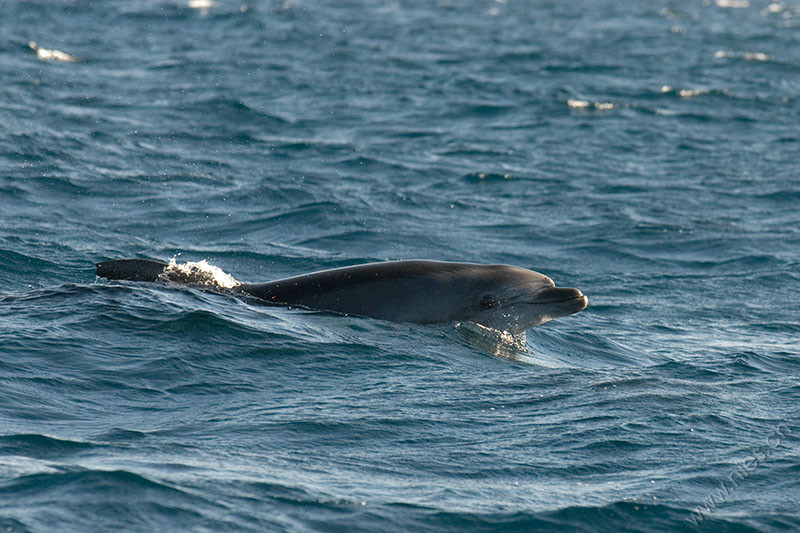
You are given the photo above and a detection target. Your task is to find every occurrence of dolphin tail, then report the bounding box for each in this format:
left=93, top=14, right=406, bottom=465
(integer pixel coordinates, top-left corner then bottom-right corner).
left=95, top=259, right=168, bottom=282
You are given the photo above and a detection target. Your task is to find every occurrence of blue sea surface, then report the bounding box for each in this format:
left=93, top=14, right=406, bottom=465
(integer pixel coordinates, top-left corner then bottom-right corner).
left=1, top=0, right=799, bottom=531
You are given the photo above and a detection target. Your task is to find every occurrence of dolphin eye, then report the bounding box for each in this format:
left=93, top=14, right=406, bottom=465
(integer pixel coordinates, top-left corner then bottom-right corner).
left=480, top=295, right=498, bottom=309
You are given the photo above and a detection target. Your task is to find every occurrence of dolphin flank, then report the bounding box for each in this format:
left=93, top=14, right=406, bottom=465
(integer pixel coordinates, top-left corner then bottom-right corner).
left=95, top=259, right=586, bottom=334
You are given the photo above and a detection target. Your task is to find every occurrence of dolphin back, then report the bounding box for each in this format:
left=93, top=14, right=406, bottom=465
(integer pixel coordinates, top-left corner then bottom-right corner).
left=95, top=259, right=169, bottom=282
left=240, top=260, right=482, bottom=323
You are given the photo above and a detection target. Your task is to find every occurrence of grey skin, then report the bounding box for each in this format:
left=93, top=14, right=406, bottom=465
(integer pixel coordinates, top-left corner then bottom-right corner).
left=95, top=259, right=587, bottom=334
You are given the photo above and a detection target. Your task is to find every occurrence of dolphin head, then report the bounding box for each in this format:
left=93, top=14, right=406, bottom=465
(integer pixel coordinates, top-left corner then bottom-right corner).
left=453, top=265, right=587, bottom=334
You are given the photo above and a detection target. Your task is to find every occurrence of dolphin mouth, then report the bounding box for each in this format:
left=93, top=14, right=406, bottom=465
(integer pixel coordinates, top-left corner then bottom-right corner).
left=535, top=287, right=587, bottom=308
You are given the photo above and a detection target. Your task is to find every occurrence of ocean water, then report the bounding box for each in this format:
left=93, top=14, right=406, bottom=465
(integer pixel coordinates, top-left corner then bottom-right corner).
left=1, top=0, right=799, bottom=531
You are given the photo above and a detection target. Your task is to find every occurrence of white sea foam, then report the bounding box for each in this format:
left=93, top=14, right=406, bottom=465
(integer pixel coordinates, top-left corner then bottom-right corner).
left=159, top=258, right=241, bottom=289
left=188, top=0, right=213, bottom=14
left=716, top=0, right=749, bottom=8
left=567, top=99, right=616, bottom=111
left=715, top=50, right=770, bottom=62
left=661, top=86, right=717, bottom=98
left=28, top=42, right=77, bottom=62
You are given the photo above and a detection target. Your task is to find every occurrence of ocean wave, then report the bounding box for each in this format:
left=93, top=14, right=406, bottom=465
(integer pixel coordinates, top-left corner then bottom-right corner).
left=0, top=434, right=94, bottom=460
left=180, top=96, right=291, bottom=126
left=0, top=467, right=244, bottom=531
left=349, top=501, right=774, bottom=532
left=2, top=0, right=799, bottom=530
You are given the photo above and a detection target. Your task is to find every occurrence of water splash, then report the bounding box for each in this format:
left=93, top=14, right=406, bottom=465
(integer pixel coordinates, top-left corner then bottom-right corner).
left=159, top=258, right=241, bottom=289
left=454, top=321, right=527, bottom=359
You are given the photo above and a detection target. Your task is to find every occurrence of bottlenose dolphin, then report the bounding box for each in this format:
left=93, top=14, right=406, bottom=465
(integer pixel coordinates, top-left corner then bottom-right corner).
left=95, top=259, right=586, bottom=334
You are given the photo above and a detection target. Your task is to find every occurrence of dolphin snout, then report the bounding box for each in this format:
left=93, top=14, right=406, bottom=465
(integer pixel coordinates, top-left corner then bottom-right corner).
left=537, top=287, right=587, bottom=309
